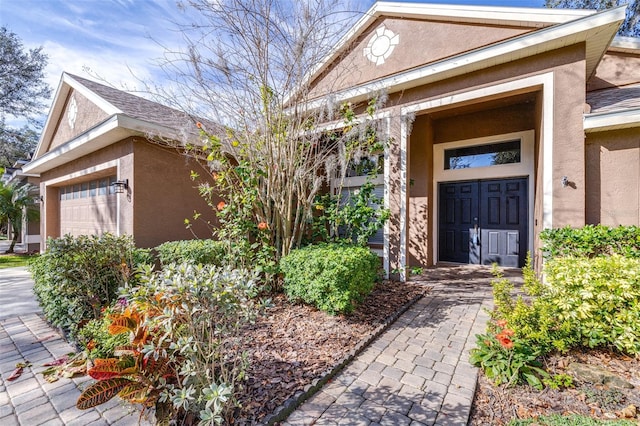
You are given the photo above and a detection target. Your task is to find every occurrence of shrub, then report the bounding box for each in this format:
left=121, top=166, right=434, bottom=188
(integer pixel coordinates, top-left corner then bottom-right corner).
left=540, top=225, right=640, bottom=258
left=491, top=255, right=640, bottom=356
left=491, top=261, right=577, bottom=355
left=470, top=319, right=548, bottom=389
left=76, top=263, right=260, bottom=424
left=313, top=180, right=390, bottom=246
left=156, top=239, right=226, bottom=266
left=544, top=255, right=640, bottom=354
left=281, top=243, right=380, bottom=314
left=30, top=233, right=149, bottom=340
left=76, top=313, right=129, bottom=360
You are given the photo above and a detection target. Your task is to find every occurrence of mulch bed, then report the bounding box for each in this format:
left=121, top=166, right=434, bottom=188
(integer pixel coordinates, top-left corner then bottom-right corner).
left=233, top=280, right=429, bottom=423
left=469, top=349, right=640, bottom=425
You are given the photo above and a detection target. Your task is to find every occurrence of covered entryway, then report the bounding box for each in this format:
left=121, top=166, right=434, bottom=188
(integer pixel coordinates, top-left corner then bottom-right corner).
left=439, top=177, right=528, bottom=267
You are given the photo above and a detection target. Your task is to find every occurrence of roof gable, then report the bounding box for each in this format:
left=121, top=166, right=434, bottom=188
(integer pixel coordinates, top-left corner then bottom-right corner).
left=299, top=3, right=626, bottom=109
left=33, top=73, right=198, bottom=160
left=300, top=1, right=596, bottom=101
left=307, top=16, right=532, bottom=99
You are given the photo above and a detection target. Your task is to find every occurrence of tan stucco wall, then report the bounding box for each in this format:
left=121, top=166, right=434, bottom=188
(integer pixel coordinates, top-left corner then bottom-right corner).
left=587, top=51, right=640, bottom=91
left=47, top=89, right=110, bottom=152
left=585, top=129, right=640, bottom=226
left=432, top=102, right=536, bottom=144
left=39, top=139, right=134, bottom=243
left=132, top=141, right=219, bottom=248
left=308, top=17, right=530, bottom=99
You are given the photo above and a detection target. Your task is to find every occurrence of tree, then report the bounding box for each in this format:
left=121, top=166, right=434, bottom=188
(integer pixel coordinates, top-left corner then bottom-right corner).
left=0, top=26, right=51, bottom=121
left=0, top=26, right=51, bottom=168
left=0, top=119, right=39, bottom=167
left=160, top=0, right=388, bottom=264
left=546, top=0, right=640, bottom=37
left=0, top=181, right=39, bottom=253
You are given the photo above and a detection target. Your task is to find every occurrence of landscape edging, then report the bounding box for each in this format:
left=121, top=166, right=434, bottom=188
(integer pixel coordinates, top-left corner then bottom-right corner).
left=262, top=290, right=427, bottom=425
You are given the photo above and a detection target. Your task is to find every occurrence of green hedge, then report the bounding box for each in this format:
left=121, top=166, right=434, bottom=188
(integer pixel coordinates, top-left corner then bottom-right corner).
left=544, top=255, right=640, bottom=353
left=155, top=239, right=226, bottom=266
left=493, top=255, right=640, bottom=355
left=540, top=225, right=640, bottom=258
left=280, top=243, right=380, bottom=315
left=30, top=233, right=151, bottom=339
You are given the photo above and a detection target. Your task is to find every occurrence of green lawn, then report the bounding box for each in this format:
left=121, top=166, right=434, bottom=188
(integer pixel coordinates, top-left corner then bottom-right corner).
left=509, top=415, right=637, bottom=426
left=0, top=254, right=36, bottom=268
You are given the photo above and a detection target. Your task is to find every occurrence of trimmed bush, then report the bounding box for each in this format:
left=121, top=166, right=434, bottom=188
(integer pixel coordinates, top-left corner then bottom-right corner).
left=280, top=243, right=380, bottom=314
left=540, top=225, right=640, bottom=258
left=30, top=233, right=150, bottom=339
left=492, top=255, right=640, bottom=355
left=155, top=239, right=226, bottom=266
left=544, top=255, right=640, bottom=354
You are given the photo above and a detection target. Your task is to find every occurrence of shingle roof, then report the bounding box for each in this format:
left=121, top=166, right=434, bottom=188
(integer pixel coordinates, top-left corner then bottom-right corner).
left=587, top=83, right=640, bottom=114
left=67, top=73, right=201, bottom=132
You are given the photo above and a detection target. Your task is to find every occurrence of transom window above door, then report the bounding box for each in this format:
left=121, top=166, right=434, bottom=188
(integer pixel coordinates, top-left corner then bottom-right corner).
left=444, top=140, right=521, bottom=170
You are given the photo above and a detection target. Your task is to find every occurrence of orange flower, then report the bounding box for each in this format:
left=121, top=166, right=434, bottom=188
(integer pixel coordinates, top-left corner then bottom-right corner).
left=498, top=336, right=514, bottom=349
left=501, top=328, right=515, bottom=337
left=496, top=332, right=514, bottom=349
left=496, top=319, right=508, bottom=328
left=196, top=121, right=203, bottom=129
left=217, top=201, right=226, bottom=211
left=86, top=340, right=96, bottom=350
left=258, top=221, right=268, bottom=231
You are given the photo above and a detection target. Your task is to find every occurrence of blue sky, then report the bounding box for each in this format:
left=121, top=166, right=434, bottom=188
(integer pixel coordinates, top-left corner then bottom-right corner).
left=1, top=0, right=547, bottom=115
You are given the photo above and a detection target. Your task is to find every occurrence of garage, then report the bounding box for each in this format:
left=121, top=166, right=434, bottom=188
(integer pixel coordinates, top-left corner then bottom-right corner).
left=59, top=176, right=117, bottom=237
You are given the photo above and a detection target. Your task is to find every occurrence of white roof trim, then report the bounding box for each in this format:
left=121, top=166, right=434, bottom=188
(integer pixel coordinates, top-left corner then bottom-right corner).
left=301, top=6, right=626, bottom=111
left=292, top=2, right=596, bottom=104
left=372, top=2, right=594, bottom=26
left=584, top=108, right=640, bottom=132
left=23, top=114, right=188, bottom=175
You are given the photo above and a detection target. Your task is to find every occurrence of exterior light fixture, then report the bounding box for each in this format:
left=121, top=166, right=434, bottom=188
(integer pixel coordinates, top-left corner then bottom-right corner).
left=111, top=179, right=129, bottom=194
left=561, top=176, right=569, bottom=187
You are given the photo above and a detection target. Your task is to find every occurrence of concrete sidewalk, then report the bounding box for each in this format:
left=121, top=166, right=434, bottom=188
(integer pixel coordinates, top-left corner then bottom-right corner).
left=0, top=267, right=150, bottom=425
left=283, top=266, right=510, bottom=426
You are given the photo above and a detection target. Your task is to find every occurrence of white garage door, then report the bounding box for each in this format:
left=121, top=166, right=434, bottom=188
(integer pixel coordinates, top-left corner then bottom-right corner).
left=59, top=176, right=117, bottom=237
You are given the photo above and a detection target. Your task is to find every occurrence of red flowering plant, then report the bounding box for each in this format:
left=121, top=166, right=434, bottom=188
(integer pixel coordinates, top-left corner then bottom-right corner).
left=470, top=318, right=548, bottom=389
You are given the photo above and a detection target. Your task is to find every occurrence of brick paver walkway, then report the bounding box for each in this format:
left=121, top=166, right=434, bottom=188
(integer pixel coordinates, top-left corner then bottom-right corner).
left=283, top=266, right=515, bottom=426
left=0, top=267, right=152, bottom=426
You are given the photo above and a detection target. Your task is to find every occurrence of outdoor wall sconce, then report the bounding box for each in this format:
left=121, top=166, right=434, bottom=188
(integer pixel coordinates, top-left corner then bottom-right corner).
left=112, top=179, right=129, bottom=194
left=561, top=176, right=569, bottom=188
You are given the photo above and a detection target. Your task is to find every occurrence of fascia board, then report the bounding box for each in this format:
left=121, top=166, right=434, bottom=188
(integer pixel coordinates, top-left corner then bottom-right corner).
left=584, top=108, right=640, bottom=132
left=301, top=6, right=626, bottom=111
left=374, top=2, right=594, bottom=26
left=23, top=114, right=195, bottom=175
left=24, top=115, right=122, bottom=175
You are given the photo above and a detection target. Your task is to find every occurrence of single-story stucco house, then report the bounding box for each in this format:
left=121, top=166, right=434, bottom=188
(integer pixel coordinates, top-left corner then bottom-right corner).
left=22, top=73, right=217, bottom=249
left=302, top=2, right=640, bottom=279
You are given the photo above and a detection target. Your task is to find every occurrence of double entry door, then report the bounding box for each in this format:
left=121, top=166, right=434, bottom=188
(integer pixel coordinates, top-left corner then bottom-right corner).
left=438, top=177, right=528, bottom=267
